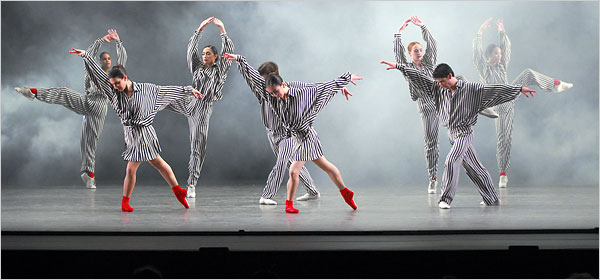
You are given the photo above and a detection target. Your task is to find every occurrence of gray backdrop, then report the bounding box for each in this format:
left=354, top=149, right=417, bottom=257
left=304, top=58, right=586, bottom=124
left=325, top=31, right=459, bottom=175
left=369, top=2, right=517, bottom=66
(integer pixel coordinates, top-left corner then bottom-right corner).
left=1, top=1, right=598, bottom=188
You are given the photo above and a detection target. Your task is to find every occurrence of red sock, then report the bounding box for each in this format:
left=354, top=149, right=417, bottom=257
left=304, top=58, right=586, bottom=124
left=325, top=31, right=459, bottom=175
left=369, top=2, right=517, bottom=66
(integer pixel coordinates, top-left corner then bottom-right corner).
left=171, top=185, right=189, bottom=208
left=553, top=80, right=560, bottom=86
left=122, top=196, right=133, bottom=212
left=500, top=172, right=507, bottom=176
left=340, top=188, right=357, bottom=210
left=434, top=177, right=437, bottom=181
left=285, top=200, right=299, bottom=213
left=30, top=88, right=37, bottom=94
left=88, top=172, right=95, bottom=178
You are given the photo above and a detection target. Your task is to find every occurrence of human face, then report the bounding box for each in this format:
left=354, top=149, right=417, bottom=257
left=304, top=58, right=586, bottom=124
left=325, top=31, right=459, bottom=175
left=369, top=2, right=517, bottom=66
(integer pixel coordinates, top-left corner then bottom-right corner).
left=409, top=43, right=423, bottom=63
left=435, top=76, right=454, bottom=90
left=488, top=47, right=502, bottom=65
left=266, top=84, right=286, bottom=99
left=109, top=76, right=128, bottom=92
left=99, top=53, right=111, bottom=70
left=202, top=47, right=218, bottom=66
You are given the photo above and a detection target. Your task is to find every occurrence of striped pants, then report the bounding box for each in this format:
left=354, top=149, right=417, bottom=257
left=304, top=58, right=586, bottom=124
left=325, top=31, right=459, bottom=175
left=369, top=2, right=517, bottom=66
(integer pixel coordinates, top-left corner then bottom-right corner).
left=493, top=68, right=556, bottom=173
left=36, top=87, right=108, bottom=174
left=261, top=129, right=320, bottom=199
left=165, top=97, right=213, bottom=186
left=417, top=98, right=440, bottom=181
left=439, top=131, right=499, bottom=205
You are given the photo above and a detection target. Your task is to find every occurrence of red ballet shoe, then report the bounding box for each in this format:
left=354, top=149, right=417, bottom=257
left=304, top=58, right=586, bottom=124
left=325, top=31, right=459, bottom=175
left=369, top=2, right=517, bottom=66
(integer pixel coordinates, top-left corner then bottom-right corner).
left=171, top=186, right=189, bottom=209
left=285, top=200, right=299, bottom=213
left=340, top=188, right=357, bottom=210
left=122, top=196, right=133, bottom=212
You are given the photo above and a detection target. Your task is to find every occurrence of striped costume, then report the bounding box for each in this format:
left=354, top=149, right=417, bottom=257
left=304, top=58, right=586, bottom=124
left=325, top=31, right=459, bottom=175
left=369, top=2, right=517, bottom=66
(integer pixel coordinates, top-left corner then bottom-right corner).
left=251, top=68, right=352, bottom=162
left=394, top=25, right=439, bottom=182
left=395, top=64, right=523, bottom=205
left=235, top=55, right=320, bottom=199
left=473, top=30, right=558, bottom=175
left=164, top=31, right=234, bottom=186
left=81, top=52, right=196, bottom=162
left=35, top=37, right=126, bottom=174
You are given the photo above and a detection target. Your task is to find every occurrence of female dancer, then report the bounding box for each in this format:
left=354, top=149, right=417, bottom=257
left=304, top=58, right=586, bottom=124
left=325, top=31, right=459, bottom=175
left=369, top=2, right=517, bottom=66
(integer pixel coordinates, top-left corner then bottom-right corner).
left=224, top=53, right=361, bottom=213
left=164, top=17, right=234, bottom=198
left=393, top=16, right=498, bottom=194
left=473, top=17, right=573, bottom=188
left=381, top=60, right=535, bottom=208
left=70, top=42, right=203, bottom=212
left=232, top=57, right=321, bottom=205
left=14, top=29, right=126, bottom=189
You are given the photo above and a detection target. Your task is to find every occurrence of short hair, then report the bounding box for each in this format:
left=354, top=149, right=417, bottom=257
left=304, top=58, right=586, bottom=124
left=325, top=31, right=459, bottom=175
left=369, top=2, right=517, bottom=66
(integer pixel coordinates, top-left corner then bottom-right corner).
left=407, top=41, right=422, bottom=52
left=432, top=63, right=454, bottom=78
left=99, top=52, right=110, bottom=60
left=109, top=65, right=127, bottom=79
left=258, top=62, right=279, bottom=76
left=202, top=45, right=219, bottom=61
left=265, top=74, right=284, bottom=88
left=485, top=44, right=500, bottom=58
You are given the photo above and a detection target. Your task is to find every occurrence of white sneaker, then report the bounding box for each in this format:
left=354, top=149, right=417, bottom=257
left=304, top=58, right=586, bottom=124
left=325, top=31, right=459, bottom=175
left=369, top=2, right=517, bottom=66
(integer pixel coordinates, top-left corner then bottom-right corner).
left=428, top=180, right=437, bottom=194
left=259, top=197, right=277, bottom=205
left=15, top=87, right=35, bottom=101
left=81, top=173, right=96, bottom=189
left=499, top=175, right=508, bottom=188
left=186, top=185, right=196, bottom=198
left=553, top=81, right=573, bottom=92
left=296, top=192, right=320, bottom=201
left=479, top=108, right=499, bottom=119
left=438, top=201, right=451, bottom=209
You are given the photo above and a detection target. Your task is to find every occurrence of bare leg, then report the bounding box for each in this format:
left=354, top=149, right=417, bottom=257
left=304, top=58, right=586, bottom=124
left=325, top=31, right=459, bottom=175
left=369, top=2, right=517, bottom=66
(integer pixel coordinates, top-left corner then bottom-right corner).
left=123, top=161, right=142, bottom=197
left=148, top=155, right=179, bottom=187
left=286, top=161, right=306, bottom=201
left=312, top=156, right=346, bottom=190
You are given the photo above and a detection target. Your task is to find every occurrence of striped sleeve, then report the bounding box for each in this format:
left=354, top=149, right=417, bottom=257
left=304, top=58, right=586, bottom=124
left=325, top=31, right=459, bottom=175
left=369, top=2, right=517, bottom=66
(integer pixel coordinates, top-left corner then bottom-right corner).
left=235, top=55, right=267, bottom=104
left=84, top=38, right=104, bottom=92
left=472, top=33, right=487, bottom=80
left=421, top=25, right=437, bottom=66
left=394, top=34, right=409, bottom=65
left=395, top=64, right=438, bottom=97
left=156, top=85, right=195, bottom=109
left=115, top=39, right=128, bottom=67
left=480, top=84, right=521, bottom=110
left=216, top=33, right=234, bottom=75
left=499, top=30, right=511, bottom=68
left=82, top=51, right=115, bottom=101
left=287, top=81, right=321, bottom=88
left=187, top=30, right=204, bottom=74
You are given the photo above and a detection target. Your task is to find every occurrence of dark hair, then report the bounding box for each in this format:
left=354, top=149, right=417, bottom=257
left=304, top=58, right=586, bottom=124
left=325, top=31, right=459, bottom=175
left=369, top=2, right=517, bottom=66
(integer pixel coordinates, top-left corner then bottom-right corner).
left=258, top=62, right=279, bottom=76
left=485, top=44, right=500, bottom=58
left=265, top=74, right=284, bottom=87
left=99, top=52, right=110, bottom=60
left=432, top=63, right=454, bottom=78
left=109, top=65, right=127, bottom=79
left=202, top=45, right=219, bottom=61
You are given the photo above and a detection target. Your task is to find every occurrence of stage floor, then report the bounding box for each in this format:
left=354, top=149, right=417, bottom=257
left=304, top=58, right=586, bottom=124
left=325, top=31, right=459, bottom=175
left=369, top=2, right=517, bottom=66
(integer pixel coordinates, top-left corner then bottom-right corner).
left=2, top=183, right=598, bottom=251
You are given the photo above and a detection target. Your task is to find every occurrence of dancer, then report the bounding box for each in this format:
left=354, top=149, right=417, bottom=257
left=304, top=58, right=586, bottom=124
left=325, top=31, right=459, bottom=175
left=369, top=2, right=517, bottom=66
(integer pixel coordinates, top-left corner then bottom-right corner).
left=380, top=60, right=535, bottom=208
left=228, top=56, right=320, bottom=205
left=70, top=43, right=203, bottom=212
left=224, top=53, right=360, bottom=213
left=14, top=29, right=127, bottom=189
left=473, top=17, right=573, bottom=188
left=164, top=17, right=234, bottom=198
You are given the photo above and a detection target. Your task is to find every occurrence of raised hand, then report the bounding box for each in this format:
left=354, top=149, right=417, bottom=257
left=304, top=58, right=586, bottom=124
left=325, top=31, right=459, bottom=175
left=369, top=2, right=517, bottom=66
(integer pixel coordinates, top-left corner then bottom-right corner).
left=496, top=19, right=504, bottom=32
left=521, top=86, right=536, bottom=98
left=410, top=16, right=424, bottom=26
left=108, top=29, right=120, bottom=41
left=192, top=89, right=204, bottom=99
left=479, top=17, right=493, bottom=34
left=380, top=60, right=397, bottom=70
left=398, top=18, right=411, bottom=33
left=197, top=17, right=215, bottom=32
left=102, top=33, right=112, bottom=42
left=69, top=48, right=85, bottom=57
left=213, top=17, right=226, bottom=34
left=350, top=74, right=363, bottom=85
left=222, top=53, right=238, bottom=62
left=341, top=87, right=353, bottom=101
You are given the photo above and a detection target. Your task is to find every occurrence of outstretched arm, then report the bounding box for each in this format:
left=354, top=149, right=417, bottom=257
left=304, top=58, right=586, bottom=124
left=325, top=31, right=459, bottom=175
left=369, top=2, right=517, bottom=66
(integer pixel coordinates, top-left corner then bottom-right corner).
left=394, top=18, right=412, bottom=65
left=380, top=60, right=437, bottom=97
left=497, top=19, right=511, bottom=68
left=223, top=53, right=270, bottom=103
left=480, top=84, right=534, bottom=110
left=71, top=48, right=115, bottom=101
left=187, top=17, right=214, bottom=74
